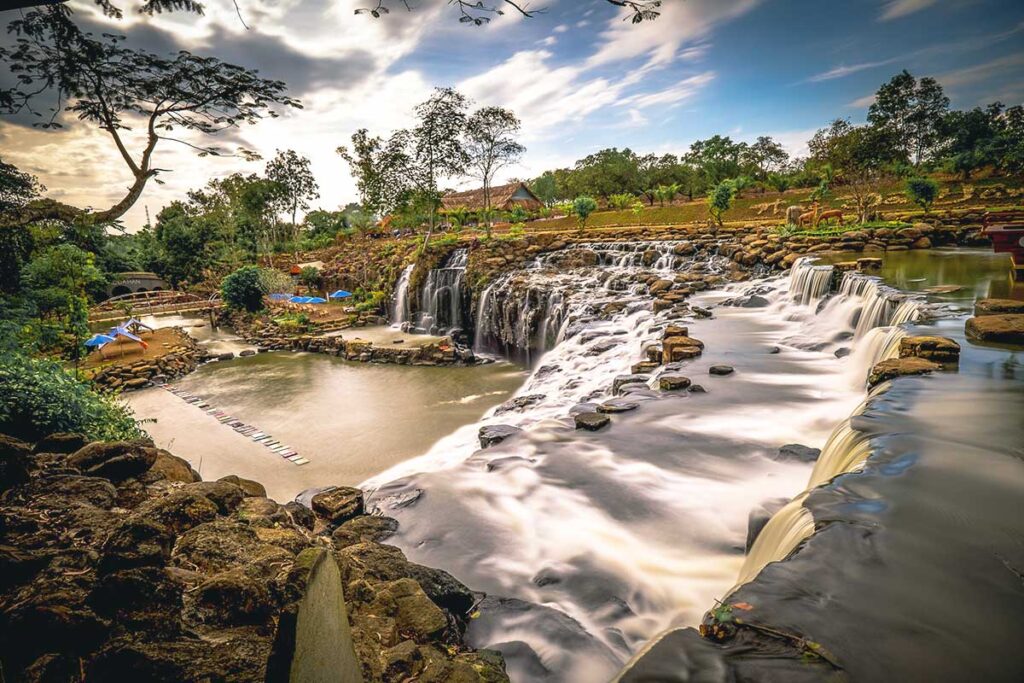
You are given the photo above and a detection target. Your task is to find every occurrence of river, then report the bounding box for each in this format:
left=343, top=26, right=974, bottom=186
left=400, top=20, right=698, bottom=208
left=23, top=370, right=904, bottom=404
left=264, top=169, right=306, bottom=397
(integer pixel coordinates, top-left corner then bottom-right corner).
left=126, top=246, right=1022, bottom=681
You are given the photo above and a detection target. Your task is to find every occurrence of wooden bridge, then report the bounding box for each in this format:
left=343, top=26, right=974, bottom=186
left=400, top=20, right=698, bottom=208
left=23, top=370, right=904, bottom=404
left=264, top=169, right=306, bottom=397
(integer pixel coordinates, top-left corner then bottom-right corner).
left=89, top=290, right=222, bottom=324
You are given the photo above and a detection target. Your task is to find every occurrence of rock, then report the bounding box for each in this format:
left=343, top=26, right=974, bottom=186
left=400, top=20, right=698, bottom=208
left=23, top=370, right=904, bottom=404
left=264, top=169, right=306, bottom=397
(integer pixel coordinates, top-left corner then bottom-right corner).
left=215, top=352, right=234, bottom=361
left=253, top=526, right=310, bottom=555
left=495, top=394, right=545, bottom=414
left=132, top=490, right=219, bottom=534
left=662, top=324, right=689, bottom=339
left=32, top=433, right=88, bottom=454
left=597, top=399, right=639, bottom=414
left=613, top=375, right=649, bottom=394
left=974, top=299, right=1024, bottom=316
left=965, top=314, right=1024, bottom=345
left=746, top=498, right=789, bottom=553
left=384, top=640, right=423, bottom=680
left=574, top=413, right=610, bottom=431
left=648, top=279, right=673, bottom=295
left=172, top=520, right=261, bottom=573
left=147, top=451, right=199, bottom=484
left=774, top=444, right=822, bottom=463
left=239, top=349, right=256, bottom=357
left=868, top=357, right=941, bottom=388
left=478, top=425, right=523, bottom=449
left=217, top=474, right=267, bottom=498
left=661, top=336, right=704, bottom=363
left=709, top=365, right=734, bottom=376
left=284, top=501, right=315, bottom=530
left=68, top=442, right=158, bottom=482
left=375, top=578, right=448, bottom=638
left=631, top=361, right=661, bottom=374
left=191, top=571, right=272, bottom=626
left=687, top=384, right=707, bottom=393
left=311, top=486, right=365, bottom=526
left=99, top=518, right=175, bottom=574
left=332, top=516, right=400, bottom=549
left=899, top=335, right=960, bottom=364
left=910, top=236, right=932, bottom=249
left=184, top=481, right=244, bottom=515
left=0, top=434, right=32, bottom=491
left=856, top=257, right=882, bottom=272
left=235, top=496, right=290, bottom=527
left=658, top=375, right=692, bottom=391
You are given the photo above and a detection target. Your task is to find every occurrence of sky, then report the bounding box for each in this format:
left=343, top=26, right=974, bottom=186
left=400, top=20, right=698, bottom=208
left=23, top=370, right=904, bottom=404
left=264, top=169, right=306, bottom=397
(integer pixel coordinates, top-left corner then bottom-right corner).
left=1, top=0, right=1023, bottom=230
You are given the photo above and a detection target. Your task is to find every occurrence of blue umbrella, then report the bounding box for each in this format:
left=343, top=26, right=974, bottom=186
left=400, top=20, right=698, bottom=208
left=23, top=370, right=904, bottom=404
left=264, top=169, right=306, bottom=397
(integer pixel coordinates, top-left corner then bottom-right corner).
left=306, top=297, right=327, bottom=304
left=329, top=290, right=352, bottom=299
left=289, top=296, right=310, bottom=303
left=269, top=293, right=291, bottom=301
left=86, top=333, right=116, bottom=347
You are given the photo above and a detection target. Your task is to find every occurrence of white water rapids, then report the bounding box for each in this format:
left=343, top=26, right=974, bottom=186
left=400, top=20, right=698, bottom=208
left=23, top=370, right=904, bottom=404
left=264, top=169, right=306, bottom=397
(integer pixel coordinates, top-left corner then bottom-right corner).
left=363, top=252, right=927, bottom=682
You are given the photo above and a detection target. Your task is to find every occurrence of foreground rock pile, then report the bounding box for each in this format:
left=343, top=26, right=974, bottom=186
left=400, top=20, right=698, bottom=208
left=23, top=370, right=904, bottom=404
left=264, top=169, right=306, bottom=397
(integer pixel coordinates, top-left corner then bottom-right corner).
left=88, top=328, right=204, bottom=393
left=0, top=434, right=507, bottom=682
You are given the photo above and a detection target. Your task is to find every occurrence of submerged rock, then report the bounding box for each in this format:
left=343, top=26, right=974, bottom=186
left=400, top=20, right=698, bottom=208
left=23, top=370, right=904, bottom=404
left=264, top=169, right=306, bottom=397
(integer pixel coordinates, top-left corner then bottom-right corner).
left=574, top=413, right=610, bottom=431
left=479, top=425, right=523, bottom=449
left=709, top=365, right=735, bottom=376
left=774, top=444, right=821, bottom=463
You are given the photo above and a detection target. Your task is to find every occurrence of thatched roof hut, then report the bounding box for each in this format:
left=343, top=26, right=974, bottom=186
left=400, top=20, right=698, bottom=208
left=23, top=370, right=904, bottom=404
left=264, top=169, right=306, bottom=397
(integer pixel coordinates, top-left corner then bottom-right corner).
left=441, top=181, right=542, bottom=213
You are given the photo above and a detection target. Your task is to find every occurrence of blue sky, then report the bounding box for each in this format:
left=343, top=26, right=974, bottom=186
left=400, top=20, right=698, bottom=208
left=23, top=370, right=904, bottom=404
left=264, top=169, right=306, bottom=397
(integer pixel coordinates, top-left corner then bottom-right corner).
left=2, top=0, right=1022, bottom=229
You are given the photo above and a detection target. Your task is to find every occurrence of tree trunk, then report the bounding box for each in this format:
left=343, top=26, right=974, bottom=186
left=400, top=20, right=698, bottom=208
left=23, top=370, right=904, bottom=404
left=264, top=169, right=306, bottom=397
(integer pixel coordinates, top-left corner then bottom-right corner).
left=91, top=171, right=154, bottom=224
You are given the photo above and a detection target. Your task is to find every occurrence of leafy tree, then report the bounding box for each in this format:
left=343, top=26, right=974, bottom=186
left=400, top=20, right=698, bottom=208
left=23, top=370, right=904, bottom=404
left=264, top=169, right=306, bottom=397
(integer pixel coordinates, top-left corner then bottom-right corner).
left=608, top=193, right=637, bottom=210
left=570, top=148, right=643, bottom=198
left=465, top=106, right=525, bottom=235
left=743, top=136, right=789, bottom=179
left=530, top=171, right=560, bottom=205
left=653, top=183, right=680, bottom=207
left=868, top=70, right=949, bottom=165
left=153, top=202, right=216, bottom=287
left=572, top=196, right=598, bottom=235
left=766, top=173, right=790, bottom=193
left=298, top=266, right=322, bottom=293
left=0, top=6, right=300, bottom=223
left=940, top=103, right=1024, bottom=178
left=686, top=136, right=746, bottom=187
left=0, top=157, right=45, bottom=213
left=221, top=265, right=266, bottom=312
left=337, top=129, right=412, bottom=218
left=410, top=88, right=470, bottom=243
left=0, top=351, right=142, bottom=442
left=707, top=180, right=735, bottom=225
left=304, top=209, right=348, bottom=241
left=905, top=177, right=938, bottom=213
left=265, top=149, right=320, bottom=250
left=731, top=175, right=753, bottom=199
left=809, top=119, right=900, bottom=223
left=20, top=244, right=105, bottom=357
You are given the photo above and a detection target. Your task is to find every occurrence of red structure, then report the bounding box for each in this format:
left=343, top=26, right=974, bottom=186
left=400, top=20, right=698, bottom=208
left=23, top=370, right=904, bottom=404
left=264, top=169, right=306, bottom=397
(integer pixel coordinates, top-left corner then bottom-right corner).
left=984, top=210, right=1024, bottom=273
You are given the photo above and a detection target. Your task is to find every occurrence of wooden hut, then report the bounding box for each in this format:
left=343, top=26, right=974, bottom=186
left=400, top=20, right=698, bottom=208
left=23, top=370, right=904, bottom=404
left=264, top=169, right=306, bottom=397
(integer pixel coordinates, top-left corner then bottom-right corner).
left=441, top=181, right=543, bottom=214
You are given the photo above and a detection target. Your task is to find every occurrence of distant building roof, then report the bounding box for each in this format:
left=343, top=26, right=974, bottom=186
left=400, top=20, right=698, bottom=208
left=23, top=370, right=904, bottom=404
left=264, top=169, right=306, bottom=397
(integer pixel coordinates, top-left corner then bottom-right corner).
left=290, top=261, right=325, bottom=275
left=441, top=181, right=542, bottom=212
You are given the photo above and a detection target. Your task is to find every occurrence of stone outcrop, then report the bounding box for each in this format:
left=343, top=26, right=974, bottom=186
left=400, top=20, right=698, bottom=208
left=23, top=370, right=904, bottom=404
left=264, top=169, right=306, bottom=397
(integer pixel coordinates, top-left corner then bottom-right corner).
left=899, top=335, right=961, bottom=365
left=965, top=314, right=1024, bottom=345
left=0, top=433, right=508, bottom=682
left=867, top=357, right=941, bottom=388
left=88, top=328, right=203, bottom=393
left=973, top=298, right=1024, bottom=316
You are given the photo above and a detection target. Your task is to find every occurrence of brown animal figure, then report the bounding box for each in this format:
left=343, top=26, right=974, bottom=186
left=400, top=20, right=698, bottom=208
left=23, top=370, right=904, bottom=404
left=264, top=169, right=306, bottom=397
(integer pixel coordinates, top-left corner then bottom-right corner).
left=816, top=208, right=844, bottom=227
left=798, top=202, right=819, bottom=228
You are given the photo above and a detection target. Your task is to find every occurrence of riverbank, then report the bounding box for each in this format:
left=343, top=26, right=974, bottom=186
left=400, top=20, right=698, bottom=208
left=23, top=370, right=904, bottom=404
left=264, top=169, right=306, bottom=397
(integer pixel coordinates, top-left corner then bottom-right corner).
left=0, top=432, right=510, bottom=681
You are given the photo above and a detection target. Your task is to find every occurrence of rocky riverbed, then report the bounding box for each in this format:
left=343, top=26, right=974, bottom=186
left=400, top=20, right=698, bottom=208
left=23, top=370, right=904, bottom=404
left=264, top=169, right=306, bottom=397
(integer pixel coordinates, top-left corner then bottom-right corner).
left=0, top=433, right=509, bottom=682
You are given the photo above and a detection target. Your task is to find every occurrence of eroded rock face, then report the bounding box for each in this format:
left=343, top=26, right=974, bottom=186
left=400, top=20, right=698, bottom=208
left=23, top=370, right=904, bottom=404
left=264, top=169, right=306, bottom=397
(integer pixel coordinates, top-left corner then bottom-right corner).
left=0, top=433, right=509, bottom=683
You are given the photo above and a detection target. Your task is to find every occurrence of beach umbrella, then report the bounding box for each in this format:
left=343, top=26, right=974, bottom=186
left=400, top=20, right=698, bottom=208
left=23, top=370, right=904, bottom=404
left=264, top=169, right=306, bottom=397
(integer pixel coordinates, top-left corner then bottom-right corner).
left=289, top=296, right=308, bottom=303
left=269, top=293, right=291, bottom=301
left=85, top=333, right=116, bottom=359
left=306, top=297, right=327, bottom=304
left=329, top=290, right=352, bottom=299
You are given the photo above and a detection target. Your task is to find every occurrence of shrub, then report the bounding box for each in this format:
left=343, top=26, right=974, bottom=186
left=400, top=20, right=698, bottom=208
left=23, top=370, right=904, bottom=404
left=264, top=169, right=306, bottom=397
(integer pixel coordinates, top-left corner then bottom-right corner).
left=221, top=265, right=267, bottom=312
left=707, top=180, right=736, bottom=225
left=608, top=193, right=636, bottom=210
left=505, top=223, right=526, bottom=239
left=905, top=177, right=939, bottom=213
left=573, top=196, right=598, bottom=234
left=0, top=352, right=143, bottom=442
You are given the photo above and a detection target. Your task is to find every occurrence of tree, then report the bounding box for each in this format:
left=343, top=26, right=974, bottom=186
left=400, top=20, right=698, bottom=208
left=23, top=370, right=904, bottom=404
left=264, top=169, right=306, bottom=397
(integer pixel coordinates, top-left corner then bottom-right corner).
left=572, top=196, right=598, bottom=235
left=905, top=177, right=938, bottom=214
left=355, top=0, right=664, bottom=25
left=0, top=158, right=45, bottom=213
left=570, top=148, right=643, bottom=198
left=530, top=171, right=560, bottom=205
left=0, top=6, right=300, bottom=224
left=868, top=70, right=949, bottom=165
left=707, top=180, right=735, bottom=226
left=337, top=129, right=411, bottom=218
left=265, top=150, right=320, bottom=250
left=298, top=266, right=322, bottom=293
left=21, top=244, right=105, bottom=357
left=743, top=136, right=789, bottom=179
left=465, top=106, right=525, bottom=236
left=221, top=265, right=266, bottom=312
left=687, top=136, right=746, bottom=187
left=409, top=88, right=470, bottom=244
left=809, top=119, right=900, bottom=223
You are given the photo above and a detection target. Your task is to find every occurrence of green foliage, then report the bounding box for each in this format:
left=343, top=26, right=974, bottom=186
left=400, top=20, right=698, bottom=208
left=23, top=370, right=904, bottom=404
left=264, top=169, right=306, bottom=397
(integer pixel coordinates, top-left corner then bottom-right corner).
left=508, top=205, right=529, bottom=223
left=0, top=351, right=143, bottom=442
left=608, top=193, right=637, bottom=210
left=354, top=289, right=387, bottom=313
left=21, top=244, right=105, bottom=357
left=766, top=173, right=790, bottom=193
left=504, top=223, right=526, bottom=240
left=572, top=196, right=598, bottom=234
left=221, top=265, right=266, bottom=312
left=0, top=156, right=45, bottom=212
left=905, top=177, right=939, bottom=213
left=298, top=266, right=322, bottom=292
left=706, top=180, right=736, bottom=225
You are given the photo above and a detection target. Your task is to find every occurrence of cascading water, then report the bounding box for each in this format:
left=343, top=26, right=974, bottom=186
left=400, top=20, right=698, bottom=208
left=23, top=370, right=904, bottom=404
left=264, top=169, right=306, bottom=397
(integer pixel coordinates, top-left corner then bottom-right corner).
left=415, top=249, right=468, bottom=335
left=390, top=264, right=413, bottom=327
left=788, top=257, right=834, bottom=306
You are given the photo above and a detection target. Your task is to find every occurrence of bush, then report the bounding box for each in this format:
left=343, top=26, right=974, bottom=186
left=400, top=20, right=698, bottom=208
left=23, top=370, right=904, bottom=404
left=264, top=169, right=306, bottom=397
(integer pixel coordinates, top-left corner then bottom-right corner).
left=573, top=196, right=598, bottom=234
left=608, top=193, right=636, bottom=210
left=707, top=180, right=736, bottom=225
left=0, top=352, right=143, bottom=442
left=905, top=177, right=939, bottom=213
left=221, top=265, right=267, bottom=312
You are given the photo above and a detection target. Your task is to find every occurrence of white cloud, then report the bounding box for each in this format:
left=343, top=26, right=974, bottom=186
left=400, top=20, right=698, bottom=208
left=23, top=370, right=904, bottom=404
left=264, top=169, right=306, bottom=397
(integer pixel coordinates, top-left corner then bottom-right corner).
left=879, top=0, right=939, bottom=21
left=848, top=93, right=878, bottom=109
left=805, top=58, right=897, bottom=83
left=619, top=73, right=717, bottom=108
left=937, top=53, right=1024, bottom=90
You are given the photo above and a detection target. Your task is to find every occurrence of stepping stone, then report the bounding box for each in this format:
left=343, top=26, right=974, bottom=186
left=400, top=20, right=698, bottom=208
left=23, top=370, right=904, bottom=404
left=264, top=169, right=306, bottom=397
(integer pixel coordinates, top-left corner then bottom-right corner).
left=574, top=412, right=610, bottom=431
left=709, top=365, right=734, bottom=376
left=659, top=375, right=692, bottom=391
left=293, top=458, right=310, bottom=466
left=597, top=399, right=639, bottom=413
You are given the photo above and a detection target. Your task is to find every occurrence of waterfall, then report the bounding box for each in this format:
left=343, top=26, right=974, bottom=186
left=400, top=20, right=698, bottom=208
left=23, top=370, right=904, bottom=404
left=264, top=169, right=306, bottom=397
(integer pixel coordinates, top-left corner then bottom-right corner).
left=732, top=401, right=875, bottom=589
left=788, top=258, right=834, bottom=306
left=416, top=249, right=468, bottom=335
left=391, top=264, right=413, bottom=326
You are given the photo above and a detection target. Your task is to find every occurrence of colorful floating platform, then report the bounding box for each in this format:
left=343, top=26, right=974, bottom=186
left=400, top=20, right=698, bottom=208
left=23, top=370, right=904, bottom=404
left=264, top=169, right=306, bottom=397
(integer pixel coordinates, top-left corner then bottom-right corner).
left=161, top=384, right=309, bottom=465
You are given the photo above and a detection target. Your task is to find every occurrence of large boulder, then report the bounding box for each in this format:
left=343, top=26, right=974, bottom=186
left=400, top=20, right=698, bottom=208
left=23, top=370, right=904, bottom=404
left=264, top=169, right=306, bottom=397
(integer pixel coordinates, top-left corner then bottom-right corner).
left=99, top=518, right=175, bottom=574
left=68, top=442, right=158, bottom=482
left=146, top=451, right=199, bottom=484
left=661, top=336, right=704, bottom=363
left=899, top=335, right=960, bottom=364
left=32, top=433, right=88, bottom=455
left=478, top=425, right=523, bottom=449
left=868, top=357, right=941, bottom=388
left=974, top=299, right=1024, bottom=316
left=658, top=375, right=692, bottom=391
left=311, top=486, right=365, bottom=527
left=965, top=314, right=1024, bottom=345
left=0, top=434, right=32, bottom=491
left=218, top=474, right=267, bottom=498
left=574, top=413, right=610, bottom=431
left=131, top=490, right=219, bottom=534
